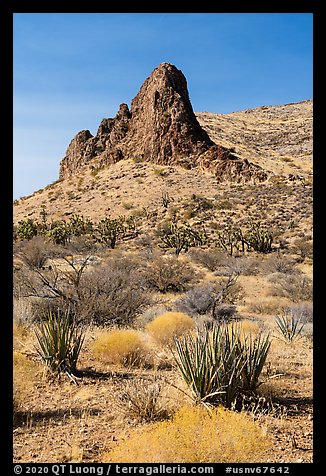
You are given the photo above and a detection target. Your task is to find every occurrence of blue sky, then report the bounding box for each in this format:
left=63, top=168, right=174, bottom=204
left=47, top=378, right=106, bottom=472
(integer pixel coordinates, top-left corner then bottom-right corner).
left=13, top=13, right=313, bottom=200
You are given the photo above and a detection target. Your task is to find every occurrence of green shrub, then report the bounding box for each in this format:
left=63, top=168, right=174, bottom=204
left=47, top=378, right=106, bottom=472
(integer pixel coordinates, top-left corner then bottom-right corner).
left=16, top=219, right=38, bottom=240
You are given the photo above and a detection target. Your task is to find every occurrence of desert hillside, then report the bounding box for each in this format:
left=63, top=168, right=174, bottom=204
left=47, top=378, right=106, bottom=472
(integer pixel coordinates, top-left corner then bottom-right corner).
left=13, top=99, right=312, bottom=225
left=196, top=99, right=312, bottom=175
left=13, top=63, right=313, bottom=464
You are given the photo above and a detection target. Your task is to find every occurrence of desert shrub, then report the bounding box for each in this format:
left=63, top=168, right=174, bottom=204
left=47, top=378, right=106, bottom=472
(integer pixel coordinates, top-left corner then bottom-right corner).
left=13, top=351, right=40, bottom=416
left=189, top=248, right=227, bottom=271
left=63, top=235, right=99, bottom=254
left=285, top=302, right=313, bottom=324
left=16, top=236, right=52, bottom=269
left=292, top=237, right=313, bottom=261
left=236, top=319, right=261, bottom=337
left=262, top=252, right=296, bottom=275
left=78, top=261, right=151, bottom=326
left=182, top=194, right=215, bottom=218
left=174, top=283, right=215, bottom=316
left=91, top=329, right=152, bottom=368
left=144, top=255, right=196, bottom=293
left=116, top=377, right=169, bottom=422
left=213, top=303, right=238, bottom=321
left=105, top=405, right=270, bottom=463
left=174, top=276, right=241, bottom=321
left=221, top=255, right=261, bottom=276
left=146, top=312, right=195, bottom=345
left=13, top=297, right=36, bottom=327
left=34, top=309, right=85, bottom=379
left=267, top=272, right=313, bottom=302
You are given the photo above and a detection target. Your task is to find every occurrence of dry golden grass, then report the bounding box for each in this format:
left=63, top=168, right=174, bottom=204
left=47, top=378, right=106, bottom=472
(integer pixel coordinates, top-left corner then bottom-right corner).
left=145, top=311, right=195, bottom=345
left=90, top=328, right=153, bottom=368
left=13, top=351, right=40, bottom=414
left=105, top=404, right=270, bottom=463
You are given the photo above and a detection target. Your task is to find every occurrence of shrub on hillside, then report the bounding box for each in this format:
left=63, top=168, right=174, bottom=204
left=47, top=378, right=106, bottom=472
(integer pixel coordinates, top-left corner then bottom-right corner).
left=78, top=261, right=151, bottom=326
left=105, top=405, right=270, bottom=463
left=16, top=236, right=52, bottom=269
left=144, top=255, right=196, bottom=293
left=267, top=272, right=313, bottom=302
left=146, top=312, right=195, bottom=345
left=189, top=248, right=227, bottom=271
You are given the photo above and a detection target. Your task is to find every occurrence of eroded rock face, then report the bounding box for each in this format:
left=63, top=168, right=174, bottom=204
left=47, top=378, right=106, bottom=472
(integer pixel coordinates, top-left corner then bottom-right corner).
left=121, top=62, right=214, bottom=165
left=59, top=62, right=268, bottom=182
left=198, top=145, right=269, bottom=183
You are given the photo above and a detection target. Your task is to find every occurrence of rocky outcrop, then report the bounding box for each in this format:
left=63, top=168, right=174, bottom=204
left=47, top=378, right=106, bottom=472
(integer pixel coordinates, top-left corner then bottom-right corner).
left=198, top=145, right=269, bottom=182
left=59, top=62, right=268, bottom=182
left=121, top=62, right=214, bottom=166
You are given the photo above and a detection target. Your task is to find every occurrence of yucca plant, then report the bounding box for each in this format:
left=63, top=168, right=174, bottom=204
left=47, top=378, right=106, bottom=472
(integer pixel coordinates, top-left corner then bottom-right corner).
left=274, top=312, right=305, bottom=343
left=209, top=324, right=247, bottom=408
left=239, top=331, right=272, bottom=393
left=34, top=309, right=85, bottom=380
left=173, top=324, right=246, bottom=408
left=173, top=323, right=272, bottom=409
left=117, top=378, right=168, bottom=422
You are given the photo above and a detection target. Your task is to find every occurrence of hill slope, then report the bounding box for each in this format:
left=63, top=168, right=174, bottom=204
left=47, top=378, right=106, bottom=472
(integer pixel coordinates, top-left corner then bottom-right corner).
left=13, top=99, right=312, bottom=225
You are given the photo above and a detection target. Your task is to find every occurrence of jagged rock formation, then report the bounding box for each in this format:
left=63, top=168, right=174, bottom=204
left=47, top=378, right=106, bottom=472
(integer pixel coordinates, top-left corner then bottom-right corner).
left=59, top=62, right=268, bottom=182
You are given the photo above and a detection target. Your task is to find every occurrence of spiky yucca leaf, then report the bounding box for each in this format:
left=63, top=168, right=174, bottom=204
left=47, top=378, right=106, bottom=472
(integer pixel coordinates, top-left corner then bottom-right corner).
left=173, top=324, right=247, bottom=408
left=34, top=309, right=84, bottom=378
left=275, top=313, right=305, bottom=343
left=239, top=331, right=271, bottom=392
left=173, top=323, right=271, bottom=409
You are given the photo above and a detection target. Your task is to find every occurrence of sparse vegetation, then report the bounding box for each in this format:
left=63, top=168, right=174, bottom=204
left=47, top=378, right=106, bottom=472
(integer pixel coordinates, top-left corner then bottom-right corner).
left=116, top=377, right=168, bottom=422
left=159, top=221, right=207, bottom=255
left=144, top=254, right=196, bottom=293
left=105, top=405, right=270, bottom=462
left=12, top=99, right=313, bottom=463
